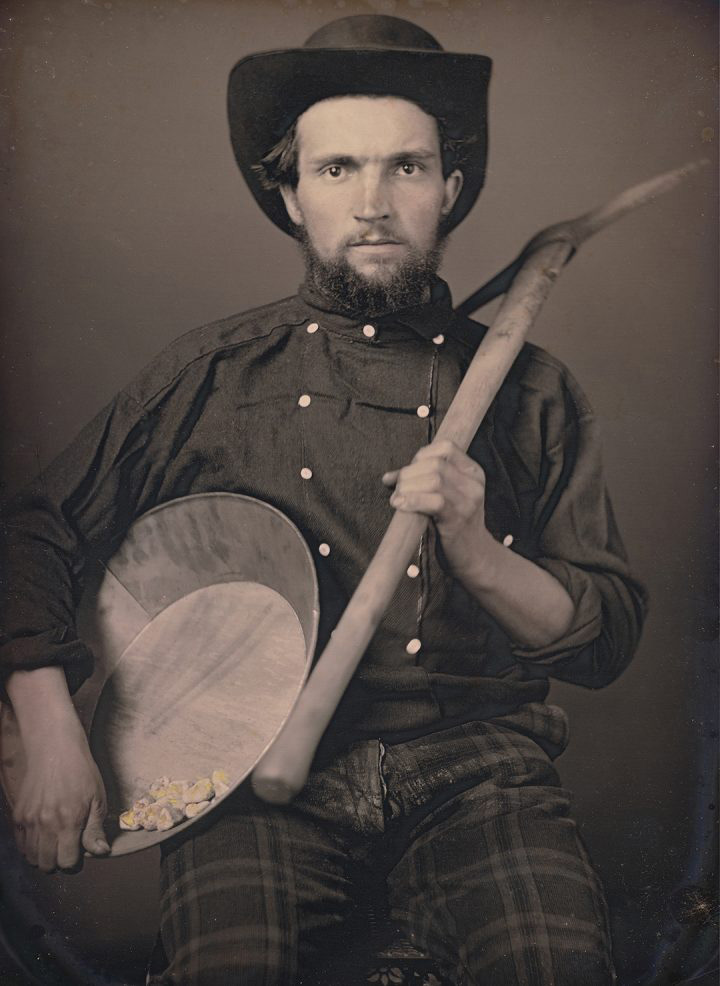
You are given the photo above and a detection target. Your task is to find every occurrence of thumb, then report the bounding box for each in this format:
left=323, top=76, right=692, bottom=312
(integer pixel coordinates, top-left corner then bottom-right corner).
left=81, top=798, right=110, bottom=855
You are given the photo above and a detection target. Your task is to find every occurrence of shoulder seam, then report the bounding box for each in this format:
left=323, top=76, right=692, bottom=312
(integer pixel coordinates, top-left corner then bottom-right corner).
left=126, top=303, right=307, bottom=409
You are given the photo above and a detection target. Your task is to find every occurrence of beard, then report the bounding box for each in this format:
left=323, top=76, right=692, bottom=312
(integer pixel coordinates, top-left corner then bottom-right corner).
left=298, top=228, right=447, bottom=318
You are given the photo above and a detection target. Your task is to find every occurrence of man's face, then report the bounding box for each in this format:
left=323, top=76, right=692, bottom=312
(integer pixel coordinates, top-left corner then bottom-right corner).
left=280, top=96, right=463, bottom=290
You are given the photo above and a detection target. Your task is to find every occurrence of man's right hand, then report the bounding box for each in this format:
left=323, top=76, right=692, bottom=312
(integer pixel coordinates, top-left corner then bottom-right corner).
left=13, top=724, right=109, bottom=872
left=5, top=666, right=110, bottom=872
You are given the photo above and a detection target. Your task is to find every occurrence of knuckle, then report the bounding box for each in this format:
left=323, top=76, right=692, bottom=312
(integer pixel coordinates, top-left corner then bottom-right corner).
left=58, top=807, right=84, bottom=830
left=38, top=808, right=57, bottom=828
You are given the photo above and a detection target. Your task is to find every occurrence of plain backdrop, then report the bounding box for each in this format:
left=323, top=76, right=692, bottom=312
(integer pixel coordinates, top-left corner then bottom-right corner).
left=0, top=1, right=717, bottom=984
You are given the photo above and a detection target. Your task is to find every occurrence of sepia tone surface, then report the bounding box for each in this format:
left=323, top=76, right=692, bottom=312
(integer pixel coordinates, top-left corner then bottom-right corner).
left=0, top=0, right=717, bottom=983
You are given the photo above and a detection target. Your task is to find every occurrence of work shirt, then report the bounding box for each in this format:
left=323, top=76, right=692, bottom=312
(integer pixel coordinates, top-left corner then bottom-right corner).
left=0, top=280, right=646, bottom=755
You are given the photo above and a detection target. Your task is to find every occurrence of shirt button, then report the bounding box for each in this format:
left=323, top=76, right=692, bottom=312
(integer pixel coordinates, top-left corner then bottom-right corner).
left=406, top=638, right=422, bottom=656
left=307, top=322, right=319, bottom=334
left=298, top=394, right=311, bottom=408
left=416, top=405, right=430, bottom=419
left=406, top=564, right=420, bottom=579
left=432, top=334, right=445, bottom=345
left=300, top=467, right=313, bottom=480
left=318, top=543, right=330, bottom=557
left=503, top=533, right=514, bottom=547
left=362, top=324, right=376, bottom=338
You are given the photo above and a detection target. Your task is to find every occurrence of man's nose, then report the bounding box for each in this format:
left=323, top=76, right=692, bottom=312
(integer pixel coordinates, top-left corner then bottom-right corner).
left=354, top=173, right=391, bottom=222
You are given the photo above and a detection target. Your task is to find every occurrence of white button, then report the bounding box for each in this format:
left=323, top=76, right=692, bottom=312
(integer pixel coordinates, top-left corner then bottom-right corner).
left=502, top=534, right=514, bottom=547
left=362, top=324, right=376, bottom=338
left=416, top=405, right=430, bottom=419
left=318, top=543, right=330, bottom=557
left=306, top=322, right=319, bottom=334
left=406, top=564, right=420, bottom=579
left=298, top=394, right=311, bottom=408
left=432, top=334, right=445, bottom=345
left=406, top=638, right=422, bottom=655
left=300, top=467, right=313, bottom=480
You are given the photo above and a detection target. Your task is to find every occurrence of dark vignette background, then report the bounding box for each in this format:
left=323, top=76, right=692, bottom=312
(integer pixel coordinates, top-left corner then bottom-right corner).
left=0, top=0, right=717, bottom=984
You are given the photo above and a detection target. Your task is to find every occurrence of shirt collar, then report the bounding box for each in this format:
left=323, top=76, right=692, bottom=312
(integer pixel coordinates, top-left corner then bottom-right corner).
left=297, top=278, right=459, bottom=343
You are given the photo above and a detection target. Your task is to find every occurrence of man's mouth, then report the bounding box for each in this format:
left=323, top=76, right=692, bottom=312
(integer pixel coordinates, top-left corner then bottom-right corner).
left=347, top=239, right=405, bottom=257
left=348, top=238, right=402, bottom=246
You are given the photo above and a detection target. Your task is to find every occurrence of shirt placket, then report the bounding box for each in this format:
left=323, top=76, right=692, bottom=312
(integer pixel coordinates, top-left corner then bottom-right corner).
left=406, top=337, right=442, bottom=665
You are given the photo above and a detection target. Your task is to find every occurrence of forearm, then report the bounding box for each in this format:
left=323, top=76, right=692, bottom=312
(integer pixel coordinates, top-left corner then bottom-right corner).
left=5, top=666, right=86, bottom=755
left=450, top=532, right=575, bottom=650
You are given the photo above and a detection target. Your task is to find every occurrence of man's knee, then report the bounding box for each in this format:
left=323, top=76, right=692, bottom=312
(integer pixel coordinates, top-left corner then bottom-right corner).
left=148, top=939, right=297, bottom=986
left=465, top=943, right=615, bottom=986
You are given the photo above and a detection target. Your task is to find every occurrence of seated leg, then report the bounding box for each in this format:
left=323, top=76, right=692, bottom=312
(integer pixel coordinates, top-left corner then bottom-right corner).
left=383, top=719, right=615, bottom=986
left=147, top=787, right=359, bottom=986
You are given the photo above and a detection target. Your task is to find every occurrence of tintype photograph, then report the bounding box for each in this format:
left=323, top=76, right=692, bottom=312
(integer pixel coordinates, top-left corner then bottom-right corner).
left=0, top=1, right=717, bottom=984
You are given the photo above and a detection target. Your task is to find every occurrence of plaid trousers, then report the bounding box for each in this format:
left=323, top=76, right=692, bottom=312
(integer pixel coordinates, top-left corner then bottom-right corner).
left=148, top=704, right=615, bottom=986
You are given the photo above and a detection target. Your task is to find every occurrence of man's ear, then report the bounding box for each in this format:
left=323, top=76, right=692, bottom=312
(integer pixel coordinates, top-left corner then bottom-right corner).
left=441, top=169, right=464, bottom=217
left=280, top=185, right=303, bottom=227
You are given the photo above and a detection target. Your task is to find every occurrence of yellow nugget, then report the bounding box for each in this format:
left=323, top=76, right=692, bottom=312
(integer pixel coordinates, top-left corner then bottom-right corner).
left=211, top=769, right=230, bottom=797
left=182, top=778, right=214, bottom=804
left=148, top=776, right=172, bottom=800
left=119, top=809, right=142, bottom=831
left=185, top=800, right=211, bottom=819
left=155, top=804, right=184, bottom=831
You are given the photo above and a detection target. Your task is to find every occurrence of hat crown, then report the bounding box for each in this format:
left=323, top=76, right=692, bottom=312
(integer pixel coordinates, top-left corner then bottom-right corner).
left=303, top=15, right=443, bottom=52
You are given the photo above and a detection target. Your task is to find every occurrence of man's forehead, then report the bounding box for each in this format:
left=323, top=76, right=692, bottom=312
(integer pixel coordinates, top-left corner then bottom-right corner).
left=295, top=95, right=441, bottom=155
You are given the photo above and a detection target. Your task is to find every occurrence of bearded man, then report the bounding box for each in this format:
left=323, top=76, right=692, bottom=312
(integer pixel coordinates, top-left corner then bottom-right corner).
left=1, top=15, right=646, bottom=986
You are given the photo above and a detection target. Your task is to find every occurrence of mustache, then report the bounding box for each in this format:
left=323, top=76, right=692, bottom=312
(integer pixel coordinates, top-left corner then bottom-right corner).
left=345, top=229, right=403, bottom=246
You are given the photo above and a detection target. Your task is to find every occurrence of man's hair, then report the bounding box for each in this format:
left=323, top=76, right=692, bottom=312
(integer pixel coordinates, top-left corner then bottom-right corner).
left=252, top=101, right=476, bottom=193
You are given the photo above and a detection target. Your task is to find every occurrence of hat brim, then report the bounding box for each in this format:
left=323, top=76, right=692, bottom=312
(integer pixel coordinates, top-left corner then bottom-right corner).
left=227, top=47, right=492, bottom=235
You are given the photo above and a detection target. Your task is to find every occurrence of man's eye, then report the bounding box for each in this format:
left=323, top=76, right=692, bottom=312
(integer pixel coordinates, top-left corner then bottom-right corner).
left=398, top=162, right=420, bottom=175
left=324, top=165, right=344, bottom=178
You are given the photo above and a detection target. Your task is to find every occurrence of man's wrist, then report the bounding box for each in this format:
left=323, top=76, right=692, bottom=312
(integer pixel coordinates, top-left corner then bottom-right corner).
left=443, top=529, right=505, bottom=591
left=6, top=666, right=85, bottom=751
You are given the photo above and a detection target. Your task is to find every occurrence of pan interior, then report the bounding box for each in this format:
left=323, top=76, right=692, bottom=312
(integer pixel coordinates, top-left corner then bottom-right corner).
left=89, top=580, right=306, bottom=855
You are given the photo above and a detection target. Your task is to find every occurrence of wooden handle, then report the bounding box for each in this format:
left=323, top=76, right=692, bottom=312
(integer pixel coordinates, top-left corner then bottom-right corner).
left=251, top=161, right=705, bottom=804
left=252, top=238, right=573, bottom=803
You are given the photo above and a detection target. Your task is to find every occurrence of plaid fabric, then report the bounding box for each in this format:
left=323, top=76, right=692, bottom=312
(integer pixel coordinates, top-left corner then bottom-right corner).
left=148, top=704, right=614, bottom=986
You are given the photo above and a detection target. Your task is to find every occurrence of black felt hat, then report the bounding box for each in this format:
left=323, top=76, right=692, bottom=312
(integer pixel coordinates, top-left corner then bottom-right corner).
left=227, top=15, right=492, bottom=236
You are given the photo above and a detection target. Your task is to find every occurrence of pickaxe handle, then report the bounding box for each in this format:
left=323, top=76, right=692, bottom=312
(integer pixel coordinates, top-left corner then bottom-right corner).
left=251, top=159, right=706, bottom=805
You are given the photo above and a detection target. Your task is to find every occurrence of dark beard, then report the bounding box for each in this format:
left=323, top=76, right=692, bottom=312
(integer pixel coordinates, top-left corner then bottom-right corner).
left=299, top=230, right=447, bottom=318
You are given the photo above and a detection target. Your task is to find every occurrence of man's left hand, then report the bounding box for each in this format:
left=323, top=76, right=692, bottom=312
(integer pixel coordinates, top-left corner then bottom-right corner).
left=382, top=439, right=493, bottom=575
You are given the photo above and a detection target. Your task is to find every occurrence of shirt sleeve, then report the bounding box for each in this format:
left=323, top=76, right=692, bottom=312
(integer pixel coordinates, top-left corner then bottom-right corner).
left=510, top=363, right=648, bottom=688
left=0, top=391, right=152, bottom=698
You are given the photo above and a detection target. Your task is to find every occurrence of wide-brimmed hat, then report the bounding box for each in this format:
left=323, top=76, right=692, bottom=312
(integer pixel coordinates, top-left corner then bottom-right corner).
left=227, top=15, right=492, bottom=236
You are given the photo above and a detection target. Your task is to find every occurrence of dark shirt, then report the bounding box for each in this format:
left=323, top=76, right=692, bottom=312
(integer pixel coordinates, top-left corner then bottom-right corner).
left=0, top=280, right=647, bottom=754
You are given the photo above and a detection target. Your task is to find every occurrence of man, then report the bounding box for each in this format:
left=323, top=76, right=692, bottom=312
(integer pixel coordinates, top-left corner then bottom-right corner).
left=1, top=14, right=646, bottom=986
